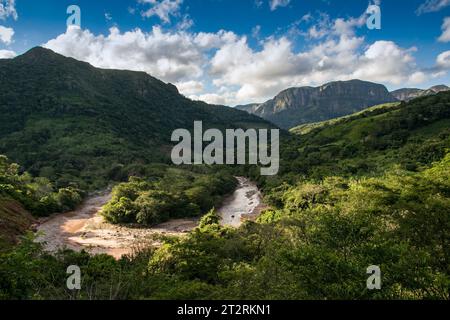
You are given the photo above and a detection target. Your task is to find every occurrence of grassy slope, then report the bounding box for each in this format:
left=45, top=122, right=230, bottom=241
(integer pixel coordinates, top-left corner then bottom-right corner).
left=290, top=102, right=401, bottom=135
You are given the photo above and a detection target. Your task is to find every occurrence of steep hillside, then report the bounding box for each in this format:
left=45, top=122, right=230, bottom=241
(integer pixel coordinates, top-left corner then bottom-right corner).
left=0, top=47, right=272, bottom=190
left=236, top=79, right=397, bottom=129
left=0, top=196, right=35, bottom=250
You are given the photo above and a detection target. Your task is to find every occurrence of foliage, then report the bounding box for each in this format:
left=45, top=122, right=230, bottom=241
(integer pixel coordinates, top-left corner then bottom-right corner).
left=0, top=155, right=82, bottom=217
left=102, top=167, right=237, bottom=226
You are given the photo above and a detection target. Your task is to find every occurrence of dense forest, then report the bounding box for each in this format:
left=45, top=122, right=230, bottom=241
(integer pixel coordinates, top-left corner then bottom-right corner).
left=1, top=89, right=449, bottom=299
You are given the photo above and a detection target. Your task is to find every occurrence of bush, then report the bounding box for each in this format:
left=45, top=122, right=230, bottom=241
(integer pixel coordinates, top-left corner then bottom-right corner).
left=102, top=197, right=138, bottom=224
left=56, top=188, right=82, bottom=211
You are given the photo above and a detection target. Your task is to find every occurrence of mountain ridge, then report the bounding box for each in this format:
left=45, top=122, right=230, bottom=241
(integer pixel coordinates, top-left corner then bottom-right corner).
left=391, top=84, right=450, bottom=101
left=236, top=79, right=397, bottom=129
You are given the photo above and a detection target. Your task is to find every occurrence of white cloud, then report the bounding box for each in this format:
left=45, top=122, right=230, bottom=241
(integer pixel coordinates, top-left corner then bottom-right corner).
left=333, top=15, right=366, bottom=37
left=252, top=25, right=261, bottom=39
left=42, top=7, right=446, bottom=106
left=299, top=11, right=367, bottom=41
left=0, top=48, right=15, bottom=58
left=176, top=80, right=204, bottom=95
left=0, top=24, right=13, bottom=44
left=139, top=0, right=183, bottom=23
left=417, top=0, right=450, bottom=14
left=436, top=50, right=450, bottom=69
left=0, top=0, right=17, bottom=20
left=205, top=10, right=428, bottom=104
left=438, top=17, right=450, bottom=42
left=43, top=26, right=239, bottom=84
left=352, top=41, right=421, bottom=84
left=269, top=0, right=290, bottom=11
left=189, top=93, right=229, bottom=105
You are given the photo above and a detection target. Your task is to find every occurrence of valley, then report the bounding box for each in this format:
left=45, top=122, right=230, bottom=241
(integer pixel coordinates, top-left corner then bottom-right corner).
left=0, top=48, right=449, bottom=300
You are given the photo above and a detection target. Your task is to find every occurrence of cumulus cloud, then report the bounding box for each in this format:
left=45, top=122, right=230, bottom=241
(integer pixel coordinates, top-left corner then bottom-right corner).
left=139, top=0, right=183, bottom=23
left=45, top=26, right=202, bottom=83
left=0, top=0, right=17, bottom=20
left=0, top=48, right=15, bottom=58
left=208, top=34, right=426, bottom=103
left=189, top=92, right=229, bottom=105
left=175, top=80, right=204, bottom=95
left=269, top=0, right=290, bottom=11
left=352, top=41, right=422, bottom=84
left=43, top=26, right=242, bottom=84
left=438, top=17, right=450, bottom=42
left=300, top=11, right=366, bottom=40
left=0, top=24, right=13, bottom=44
left=417, top=0, right=450, bottom=15
left=436, top=50, right=450, bottom=69
left=204, top=9, right=428, bottom=104
left=42, top=7, right=446, bottom=106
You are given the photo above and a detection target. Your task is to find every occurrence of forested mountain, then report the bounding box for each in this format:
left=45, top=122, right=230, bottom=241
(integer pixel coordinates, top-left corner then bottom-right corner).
left=236, top=79, right=397, bottom=129
left=0, top=47, right=272, bottom=190
left=391, top=85, right=449, bottom=101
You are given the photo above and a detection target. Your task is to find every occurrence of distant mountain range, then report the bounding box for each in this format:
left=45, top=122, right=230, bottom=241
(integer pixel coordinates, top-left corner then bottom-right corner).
left=391, top=85, right=450, bottom=102
left=236, top=81, right=449, bottom=129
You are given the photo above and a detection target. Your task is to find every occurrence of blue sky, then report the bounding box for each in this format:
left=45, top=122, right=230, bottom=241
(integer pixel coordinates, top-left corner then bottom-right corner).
left=1, top=0, right=450, bottom=105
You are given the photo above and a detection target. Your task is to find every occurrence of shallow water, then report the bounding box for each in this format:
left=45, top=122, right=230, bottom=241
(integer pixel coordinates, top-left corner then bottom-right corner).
left=218, top=177, right=264, bottom=227
left=36, top=177, right=264, bottom=258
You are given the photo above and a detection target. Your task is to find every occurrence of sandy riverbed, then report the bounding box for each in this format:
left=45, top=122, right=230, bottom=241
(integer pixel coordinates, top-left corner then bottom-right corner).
left=36, top=177, right=264, bottom=259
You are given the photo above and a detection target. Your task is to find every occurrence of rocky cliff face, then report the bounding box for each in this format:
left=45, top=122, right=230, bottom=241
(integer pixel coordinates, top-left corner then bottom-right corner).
left=237, top=80, right=397, bottom=129
left=391, top=85, right=450, bottom=102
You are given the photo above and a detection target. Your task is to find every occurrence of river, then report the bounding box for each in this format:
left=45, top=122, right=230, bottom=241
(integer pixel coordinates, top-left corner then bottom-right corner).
left=36, top=177, right=263, bottom=259
left=218, top=177, right=265, bottom=227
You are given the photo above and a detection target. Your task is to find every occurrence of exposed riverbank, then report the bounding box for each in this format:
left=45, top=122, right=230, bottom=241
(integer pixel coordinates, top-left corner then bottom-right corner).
left=218, top=177, right=265, bottom=227
left=36, top=177, right=264, bottom=259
